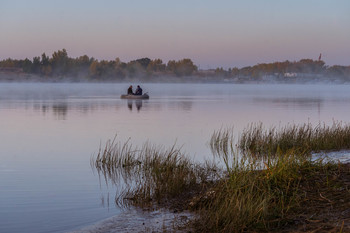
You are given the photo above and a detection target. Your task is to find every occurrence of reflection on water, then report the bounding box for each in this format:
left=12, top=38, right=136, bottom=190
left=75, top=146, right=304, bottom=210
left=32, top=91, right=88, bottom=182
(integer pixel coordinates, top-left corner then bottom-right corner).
left=1, top=83, right=350, bottom=233
left=168, top=98, right=193, bottom=112
left=126, top=99, right=144, bottom=112
left=52, top=103, right=68, bottom=120
left=253, top=97, right=323, bottom=109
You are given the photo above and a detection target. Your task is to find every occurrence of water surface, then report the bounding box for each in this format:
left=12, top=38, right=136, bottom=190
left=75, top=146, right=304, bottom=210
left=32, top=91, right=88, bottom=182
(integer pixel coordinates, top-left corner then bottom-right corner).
left=1, top=83, right=350, bottom=232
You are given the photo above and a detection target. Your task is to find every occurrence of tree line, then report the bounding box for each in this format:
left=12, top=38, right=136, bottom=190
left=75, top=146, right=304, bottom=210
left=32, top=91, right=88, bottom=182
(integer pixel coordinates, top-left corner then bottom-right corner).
left=0, top=49, right=349, bottom=82
left=0, top=49, right=197, bottom=81
left=213, top=59, right=350, bottom=81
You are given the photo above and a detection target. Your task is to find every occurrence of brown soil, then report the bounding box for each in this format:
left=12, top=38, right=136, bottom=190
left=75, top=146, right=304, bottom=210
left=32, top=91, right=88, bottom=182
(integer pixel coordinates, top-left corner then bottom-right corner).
left=279, top=163, right=350, bottom=233
left=163, top=163, right=350, bottom=233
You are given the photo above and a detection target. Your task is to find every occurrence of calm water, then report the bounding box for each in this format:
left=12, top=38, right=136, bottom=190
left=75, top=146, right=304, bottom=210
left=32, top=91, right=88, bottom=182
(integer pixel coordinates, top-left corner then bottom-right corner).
left=1, top=83, right=350, bottom=233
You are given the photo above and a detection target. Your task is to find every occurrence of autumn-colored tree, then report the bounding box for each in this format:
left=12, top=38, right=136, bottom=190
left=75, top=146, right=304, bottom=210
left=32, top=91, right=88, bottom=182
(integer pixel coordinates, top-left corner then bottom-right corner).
left=1, top=49, right=348, bottom=82
left=0, top=58, right=15, bottom=67
left=176, top=58, right=197, bottom=76
left=147, top=59, right=166, bottom=73
left=166, top=59, right=197, bottom=76
left=166, top=60, right=176, bottom=73
left=215, top=67, right=228, bottom=77
left=228, top=67, right=239, bottom=77
left=89, top=60, right=99, bottom=77
left=326, top=65, right=350, bottom=79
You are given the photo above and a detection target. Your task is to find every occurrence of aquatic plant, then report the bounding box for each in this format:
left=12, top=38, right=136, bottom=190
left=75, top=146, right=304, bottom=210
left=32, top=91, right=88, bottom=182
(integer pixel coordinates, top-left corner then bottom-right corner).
left=239, top=121, right=350, bottom=156
left=92, top=136, right=219, bottom=208
left=195, top=126, right=347, bottom=232
left=192, top=149, right=346, bottom=232
left=92, top=123, right=350, bottom=232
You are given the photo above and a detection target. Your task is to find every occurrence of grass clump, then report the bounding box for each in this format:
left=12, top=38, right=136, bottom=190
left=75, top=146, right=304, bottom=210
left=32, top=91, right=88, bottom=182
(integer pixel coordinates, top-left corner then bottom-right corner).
left=200, top=125, right=350, bottom=232
left=194, top=155, right=349, bottom=233
left=92, top=124, right=350, bottom=232
left=193, top=132, right=306, bottom=232
left=239, top=121, right=350, bottom=155
left=92, top=136, right=218, bottom=208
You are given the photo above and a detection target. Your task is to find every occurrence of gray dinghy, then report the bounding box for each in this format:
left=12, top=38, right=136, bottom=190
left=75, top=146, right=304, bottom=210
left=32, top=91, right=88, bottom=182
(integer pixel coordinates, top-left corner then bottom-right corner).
left=120, top=93, right=149, bottom=99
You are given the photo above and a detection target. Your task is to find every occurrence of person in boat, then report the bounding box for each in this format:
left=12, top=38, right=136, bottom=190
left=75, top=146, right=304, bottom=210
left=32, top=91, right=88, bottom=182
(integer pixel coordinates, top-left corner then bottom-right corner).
left=135, top=85, right=143, bottom=95
left=127, top=85, right=134, bottom=95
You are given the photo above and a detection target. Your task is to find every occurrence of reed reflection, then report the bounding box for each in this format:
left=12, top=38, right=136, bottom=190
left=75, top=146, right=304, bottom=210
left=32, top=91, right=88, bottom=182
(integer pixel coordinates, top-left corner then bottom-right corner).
left=91, top=137, right=219, bottom=209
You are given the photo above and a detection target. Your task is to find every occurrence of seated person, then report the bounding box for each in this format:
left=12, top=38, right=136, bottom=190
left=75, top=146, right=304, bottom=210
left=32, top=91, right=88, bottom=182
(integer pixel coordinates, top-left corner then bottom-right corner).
left=135, top=85, right=143, bottom=95
left=127, top=85, right=133, bottom=95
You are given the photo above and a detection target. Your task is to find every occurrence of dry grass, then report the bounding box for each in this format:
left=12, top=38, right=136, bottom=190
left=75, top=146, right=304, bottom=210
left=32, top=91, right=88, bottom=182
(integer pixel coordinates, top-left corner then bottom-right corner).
left=92, top=136, right=218, bottom=208
left=239, top=121, right=350, bottom=156
left=193, top=133, right=307, bottom=232
left=92, top=122, right=350, bottom=232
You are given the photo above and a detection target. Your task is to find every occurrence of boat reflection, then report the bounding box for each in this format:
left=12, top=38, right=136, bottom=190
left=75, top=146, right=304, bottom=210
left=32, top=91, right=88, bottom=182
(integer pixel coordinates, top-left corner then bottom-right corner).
left=127, top=99, right=144, bottom=112
left=52, top=103, right=68, bottom=120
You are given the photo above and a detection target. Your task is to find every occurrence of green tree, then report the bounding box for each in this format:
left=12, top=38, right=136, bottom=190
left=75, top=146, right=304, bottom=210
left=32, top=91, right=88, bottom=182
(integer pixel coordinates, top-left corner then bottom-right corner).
left=22, top=58, right=33, bottom=73
left=51, top=49, right=70, bottom=76
left=40, top=53, right=52, bottom=76
left=135, top=57, right=151, bottom=69
left=32, top=56, right=41, bottom=73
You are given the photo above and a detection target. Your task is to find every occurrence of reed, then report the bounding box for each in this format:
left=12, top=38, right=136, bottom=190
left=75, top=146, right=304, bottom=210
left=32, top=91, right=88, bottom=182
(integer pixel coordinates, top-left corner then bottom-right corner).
left=92, top=137, right=218, bottom=207
left=194, top=153, right=344, bottom=232
left=92, top=124, right=348, bottom=232
left=193, top=136, right=305, bottom=232
left=239, top=121, right=350, bottom=155
left=201, top=125, right=348, bottom=232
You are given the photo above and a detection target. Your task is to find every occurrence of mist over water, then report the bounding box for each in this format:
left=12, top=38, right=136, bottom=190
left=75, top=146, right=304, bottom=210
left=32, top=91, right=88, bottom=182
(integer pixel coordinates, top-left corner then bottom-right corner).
left=1, top=83, right=350, bottom=232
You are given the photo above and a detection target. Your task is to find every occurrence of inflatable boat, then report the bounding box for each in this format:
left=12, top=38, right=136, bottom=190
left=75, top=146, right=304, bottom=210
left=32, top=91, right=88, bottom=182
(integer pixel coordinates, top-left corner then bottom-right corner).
left=120, top=93, right=149, bottom=99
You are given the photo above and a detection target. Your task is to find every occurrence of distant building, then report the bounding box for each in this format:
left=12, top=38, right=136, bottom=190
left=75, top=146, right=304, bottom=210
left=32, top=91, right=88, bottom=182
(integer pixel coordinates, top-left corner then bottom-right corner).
left=284, top=72, right=297, bottom=78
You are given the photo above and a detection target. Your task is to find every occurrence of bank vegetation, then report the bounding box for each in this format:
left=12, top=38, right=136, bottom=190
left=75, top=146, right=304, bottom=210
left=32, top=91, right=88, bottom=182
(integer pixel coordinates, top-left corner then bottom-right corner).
left=92, top=123, right=350, bottom=232
left=1, top=49, right=350, bottom=83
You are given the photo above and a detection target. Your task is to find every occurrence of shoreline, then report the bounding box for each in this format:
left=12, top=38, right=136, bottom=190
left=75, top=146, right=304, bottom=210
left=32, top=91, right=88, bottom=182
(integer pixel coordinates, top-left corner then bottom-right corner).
left=64, top=162, right=350, bottom=232
left=1, top=72, right=350, bottom=84
left=167, top=162, right=350, bottom=232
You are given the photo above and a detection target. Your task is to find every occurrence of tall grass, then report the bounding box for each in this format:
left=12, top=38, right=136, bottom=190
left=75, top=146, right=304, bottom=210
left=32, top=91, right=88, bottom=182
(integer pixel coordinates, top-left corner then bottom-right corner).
left=199, top=128, right=309, bottom=232
left=92, top=122, right=348, bottom=232
left=92, top=136, right=218, bottom=207
left=201, top=123, right=350, bottom=232
left=194, top=152, right=342, bottom=232
left=239, top=121, right=350, bottom=155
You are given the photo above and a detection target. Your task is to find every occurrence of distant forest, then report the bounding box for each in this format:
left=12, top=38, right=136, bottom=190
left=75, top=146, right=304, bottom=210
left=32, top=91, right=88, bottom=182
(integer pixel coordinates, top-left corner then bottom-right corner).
left=0, top=49, right=349, bottom=83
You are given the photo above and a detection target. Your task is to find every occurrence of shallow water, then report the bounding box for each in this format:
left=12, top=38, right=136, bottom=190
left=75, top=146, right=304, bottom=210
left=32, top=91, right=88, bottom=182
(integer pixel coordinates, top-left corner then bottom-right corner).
left=0, top=83, right=350, bottom=232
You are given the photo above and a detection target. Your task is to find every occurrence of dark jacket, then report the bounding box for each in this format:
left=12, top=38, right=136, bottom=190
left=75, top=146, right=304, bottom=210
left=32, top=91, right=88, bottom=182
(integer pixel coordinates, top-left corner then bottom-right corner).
left=135, top=87, right=143, bottom=95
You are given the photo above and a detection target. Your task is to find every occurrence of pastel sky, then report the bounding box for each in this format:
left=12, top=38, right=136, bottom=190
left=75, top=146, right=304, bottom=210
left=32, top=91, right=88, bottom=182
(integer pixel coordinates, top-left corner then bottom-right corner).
left=1, top=0, right=349, bottom=68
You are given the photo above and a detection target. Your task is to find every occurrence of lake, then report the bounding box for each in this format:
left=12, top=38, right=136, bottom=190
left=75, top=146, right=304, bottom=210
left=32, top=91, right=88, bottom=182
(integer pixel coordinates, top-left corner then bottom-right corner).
left=1, top=83, right=350, bottom=232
